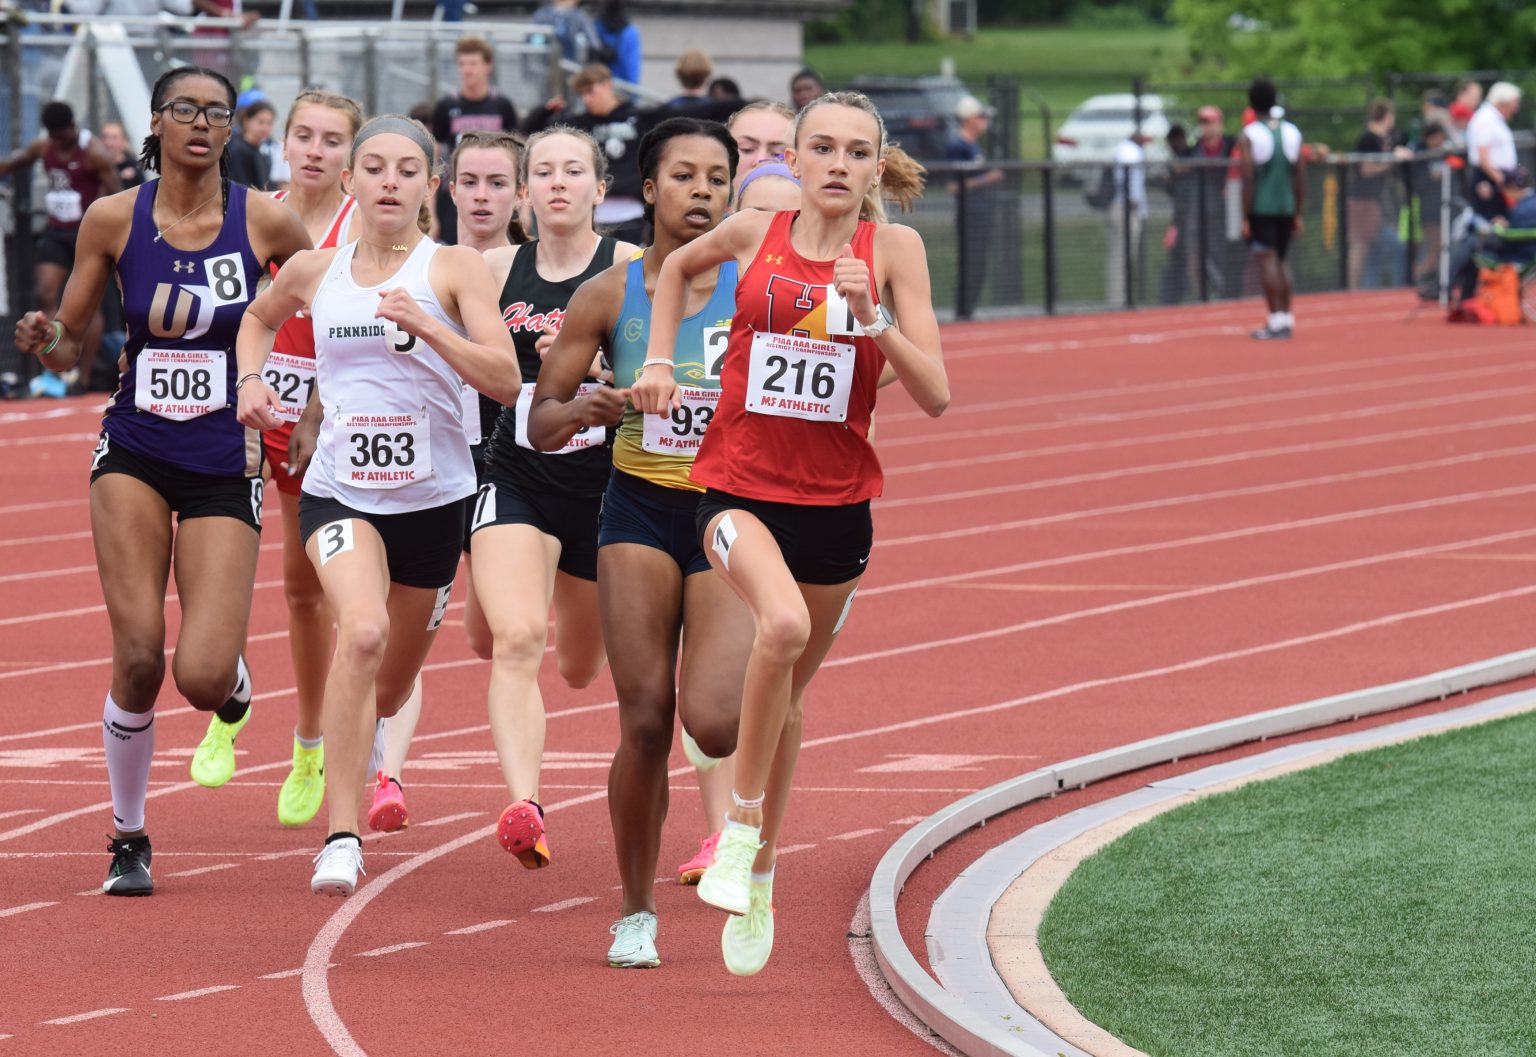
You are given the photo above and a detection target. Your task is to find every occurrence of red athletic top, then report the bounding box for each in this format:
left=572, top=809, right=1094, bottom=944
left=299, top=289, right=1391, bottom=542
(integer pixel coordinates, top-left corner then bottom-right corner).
left=270, top=192, right=357, bottom=360
left=690, top=210, right=885, bottom=506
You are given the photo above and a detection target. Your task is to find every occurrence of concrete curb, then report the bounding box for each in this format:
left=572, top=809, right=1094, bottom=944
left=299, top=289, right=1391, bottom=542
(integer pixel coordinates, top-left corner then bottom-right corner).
left=865, top=648, right=1536, bottom=1057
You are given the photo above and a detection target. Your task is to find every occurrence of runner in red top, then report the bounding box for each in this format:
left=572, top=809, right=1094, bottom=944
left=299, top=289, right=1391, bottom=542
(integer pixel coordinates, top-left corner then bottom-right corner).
left=261, top=90, right=364, bottom=830
left=631, top=91, right=947, bottom=976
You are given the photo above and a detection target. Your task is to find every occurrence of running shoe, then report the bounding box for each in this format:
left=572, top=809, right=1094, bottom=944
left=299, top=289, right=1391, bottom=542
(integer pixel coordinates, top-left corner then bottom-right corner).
left=607, top=911, right=661, bottom=969
left=28, top=370, right=67, bottom=398
left=677, top=831, right=721, bottom=886
left=366, top=771, right=409, bottom=832
left=697, top=823, right=760, bottom=916
left=722, top=877, right=774, bottom=976
left=103, top=835, right=153, bottom=896
left=189, top=702, right=252, bottom=788
left=497, top=799, right=550, bottom=869
left=1250, top=325, right=1293, bottom=341
left=277, top=737, right=325, bottom=827
left=311, top=835, right=364, bottom=896
left=680, top=726, right=721, bottom=771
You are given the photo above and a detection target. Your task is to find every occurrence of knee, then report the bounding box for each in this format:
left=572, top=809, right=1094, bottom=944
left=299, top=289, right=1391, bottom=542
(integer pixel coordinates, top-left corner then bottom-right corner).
left=557, top=651, right=603, bottom=691
left=619, top=701, right=674, bottom=761
left=173, top=660, right=236, bottom=711
left=491, top=619, right=547, bottom=672
left=755, top=606, right=810, bottom=664
left=335, top=617, right=389, bottom=673
left=465, top=621, right=495, bottom=662
left=116, top=645, right=165, bottom=706
left=283, top=578, right=326, bottom=622
left=685, top=716, right=737, bottom=761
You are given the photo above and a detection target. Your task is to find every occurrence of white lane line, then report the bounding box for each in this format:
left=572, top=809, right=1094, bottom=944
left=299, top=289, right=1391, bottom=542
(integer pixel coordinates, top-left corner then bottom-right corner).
left=0, top=529, right=92, bottom=549
left=156, top=985, right=240, bottom=1002
left=892, top=815, right=928, bottom=825
left=531, top=897, right=596, bottom=914
left=0, top=809, right=44, bottom=820
left=165, top=863, right=241, bottom=879
left=443, top=920, right=514, bottom=936
left=0, top=901, right=58, bottom=918
left=261, top=965, right=336, bottom=980
left=354, top=942, right=429, bottom=958
left=413, top=812, right=485, bottom=828
left=828, top=829, right=883, bottom=841
left=0, top=498, right=87, bottom=517
left=41, top=1008, right=129, bottom=1025
left=775, top=844, right=817, bottom=857
left=0, top=541, right=282, bottom=586
left=847, top=893, right=960, bottom=1055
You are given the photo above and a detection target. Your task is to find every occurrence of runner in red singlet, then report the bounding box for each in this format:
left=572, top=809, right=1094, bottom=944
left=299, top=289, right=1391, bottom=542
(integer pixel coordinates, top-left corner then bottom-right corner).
left=631, top=91, right=947, bottom=975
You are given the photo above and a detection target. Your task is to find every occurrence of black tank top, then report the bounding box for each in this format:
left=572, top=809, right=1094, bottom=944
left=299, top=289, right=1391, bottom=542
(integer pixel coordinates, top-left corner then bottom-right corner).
left=483, top=236, right=617, bottom=497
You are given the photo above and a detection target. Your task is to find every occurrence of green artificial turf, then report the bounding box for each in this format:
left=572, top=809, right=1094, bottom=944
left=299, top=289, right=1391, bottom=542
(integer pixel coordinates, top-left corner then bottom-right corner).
left=1037, top=709, right=1536, bottom=1057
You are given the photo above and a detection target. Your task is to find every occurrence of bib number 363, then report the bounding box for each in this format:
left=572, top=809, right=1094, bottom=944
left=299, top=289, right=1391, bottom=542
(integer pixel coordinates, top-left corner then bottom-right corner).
left=134, top=348, right=227, bottom=421
left=338, top=411, right=432, bottom=488
left=744, top=331, right=854, bottom=423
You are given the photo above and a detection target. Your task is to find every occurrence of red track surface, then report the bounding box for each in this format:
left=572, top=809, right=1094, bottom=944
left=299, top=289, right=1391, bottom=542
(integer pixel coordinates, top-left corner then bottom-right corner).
left=2, top=291, right=1532, bottom=1056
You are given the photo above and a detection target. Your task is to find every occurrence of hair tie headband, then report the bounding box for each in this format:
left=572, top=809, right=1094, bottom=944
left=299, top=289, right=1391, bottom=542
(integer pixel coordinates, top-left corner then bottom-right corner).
left=352, top=115, right=435, bottom=166
left=737, top=160, right=799, bottom=199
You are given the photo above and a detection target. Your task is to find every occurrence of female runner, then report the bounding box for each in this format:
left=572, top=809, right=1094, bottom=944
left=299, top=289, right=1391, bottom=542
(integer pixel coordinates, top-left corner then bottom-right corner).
left=528, top=116, right=754, bottom=968
left=468, top=127, right=637, bottom=869
left=632, top=92, right=946, bottom=974
left=368, top=128, right=528, bottom=828
left=262, top=90, right=364, bottom=828
left=13, top=66, right=310, bottom=895
left=235, top=115, right=520, bottom=895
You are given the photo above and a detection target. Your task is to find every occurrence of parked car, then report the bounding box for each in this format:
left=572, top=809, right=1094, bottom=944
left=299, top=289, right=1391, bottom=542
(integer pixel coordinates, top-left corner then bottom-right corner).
left=1053, top=93, right=1174, bottom=165
left=847, top=75, right=972, bottom=162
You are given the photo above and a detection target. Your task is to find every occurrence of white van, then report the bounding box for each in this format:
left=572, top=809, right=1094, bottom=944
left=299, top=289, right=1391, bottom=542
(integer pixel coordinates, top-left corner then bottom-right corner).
left=1054, top=93, right=1174, bottom=164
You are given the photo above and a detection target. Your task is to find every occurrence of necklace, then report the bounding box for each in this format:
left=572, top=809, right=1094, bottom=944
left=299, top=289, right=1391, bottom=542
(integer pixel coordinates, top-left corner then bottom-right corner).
left=153, top=189, right=221, bottom=243
left=364, top=239, right=415, bottom=254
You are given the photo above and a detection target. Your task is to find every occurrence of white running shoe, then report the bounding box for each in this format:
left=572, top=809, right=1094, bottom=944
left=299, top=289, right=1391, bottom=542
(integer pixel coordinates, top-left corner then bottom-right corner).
left=697, top=823, right=760, bottom=916
left=722, top=878, right=774, bottom=976
left=607, top=911, right=661, bottom=969
left=311, top=836, right=365, bottom=896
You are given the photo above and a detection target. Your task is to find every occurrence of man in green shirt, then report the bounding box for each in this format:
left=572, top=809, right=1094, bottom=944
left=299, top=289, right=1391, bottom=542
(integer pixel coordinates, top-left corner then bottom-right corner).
left=1237, top=78, right=1306, bottom=340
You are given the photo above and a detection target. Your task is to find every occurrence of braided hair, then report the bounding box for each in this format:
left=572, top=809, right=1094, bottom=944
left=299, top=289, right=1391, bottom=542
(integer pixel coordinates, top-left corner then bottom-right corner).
left=139, top=66, right=237, bottom=210
left=636, top=116, right=738, bottom=227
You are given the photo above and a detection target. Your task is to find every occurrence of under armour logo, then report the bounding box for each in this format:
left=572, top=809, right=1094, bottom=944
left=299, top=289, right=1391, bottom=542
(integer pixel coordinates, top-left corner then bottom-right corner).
left=764, top=254, right=784, bottom=265
left=173, top=261, right=194, bottom=274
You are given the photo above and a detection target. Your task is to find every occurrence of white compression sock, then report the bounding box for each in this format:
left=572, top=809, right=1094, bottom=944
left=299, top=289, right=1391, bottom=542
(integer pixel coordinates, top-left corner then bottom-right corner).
left=103, top=693, right=155, bottom=833
left=1268, top=311, right=1286, bottom=331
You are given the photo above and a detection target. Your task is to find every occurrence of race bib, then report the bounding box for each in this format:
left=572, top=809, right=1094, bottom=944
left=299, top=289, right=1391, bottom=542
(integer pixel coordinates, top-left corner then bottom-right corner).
left=461, top=383, right=482, bottom=447
left=45, top=189, right=83, bottom=224
left=642, top=386, right=718, bottom=455
left=744, top=331, right=854, bottom=423
left=514, top=384, right=606, bottom=455
left=337, top=411, right=432, bottom=488
left=702, top=324, right=731, bottom=380
left=823, top=285, right=869, bottom=337
left=262, top=351, right=316, bottom=424
left=203, top=251, right=249, bottom=307
left=134, top=348, right=226, bottom=421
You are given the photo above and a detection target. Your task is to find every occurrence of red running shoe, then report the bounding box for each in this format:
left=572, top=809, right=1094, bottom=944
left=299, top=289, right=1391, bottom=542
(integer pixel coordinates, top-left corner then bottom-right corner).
left=498, top=799, right=550, bottom=869
left=366, top=771, right=409, bottom=833
left=677, top=831, right=721, bottom=886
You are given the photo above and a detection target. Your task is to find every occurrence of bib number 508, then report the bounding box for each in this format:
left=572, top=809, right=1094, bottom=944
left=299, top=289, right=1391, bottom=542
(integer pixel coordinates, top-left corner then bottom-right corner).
left=762, top=356, right=836, bottom=400
left=149, top=367, right=213, bottom=401
left=349, top=432, right=417, bottom=468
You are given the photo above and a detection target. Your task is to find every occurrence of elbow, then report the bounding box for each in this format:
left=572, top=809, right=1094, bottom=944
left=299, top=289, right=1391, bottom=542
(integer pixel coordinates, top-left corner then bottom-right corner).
left=923, top=388, right=951, bottom=418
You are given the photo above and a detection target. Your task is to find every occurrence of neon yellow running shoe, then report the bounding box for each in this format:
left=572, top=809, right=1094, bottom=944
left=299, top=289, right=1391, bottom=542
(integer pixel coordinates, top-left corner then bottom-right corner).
left=189, top=705, right=251, bottom=788
left=277, top=737, right=325, bottom=826
left=722, top=877, right=774, bottom=976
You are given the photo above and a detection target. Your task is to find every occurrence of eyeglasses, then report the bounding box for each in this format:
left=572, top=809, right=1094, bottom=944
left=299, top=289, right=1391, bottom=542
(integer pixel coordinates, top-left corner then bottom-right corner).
left=159, top=101, right=235, bottom=128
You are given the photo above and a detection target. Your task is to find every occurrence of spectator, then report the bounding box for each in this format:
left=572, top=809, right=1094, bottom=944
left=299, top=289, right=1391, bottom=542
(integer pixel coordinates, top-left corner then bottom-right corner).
left=99, top=120, right=143, bottom=188
left=1348, top=98, right=1411, bottom=289
left=1447, top=100, right=1475, bottom=147
left=668, top=49, right=713, bottom=109
left=1448, top=166, right=1536, bottom=306
left=1410, top=122, right=1450, bottom=298
left=1189, top=105, right=1238, bottom=297
left=1410, top=88, right=1451, bottom=144
left=532, top=0, right=602, bottom=64
left=727, top=100, right=794, bottom=192
left=433, top=36, right=519, bottom=244
left=1105, top=129, right=1150, bottom=307
left=1238, top=77, right=1305, bottom=340
left=1160, top=123, right=1196, bottom=304
left=189, top=0, right=259, bottom=78
left=0, top=100, right=120, bottom=394
left=594, top=0, right=641, bottom=86
left=1466, top=82, right=1522, bottom=222
left=946, top=94, right=1003, bottom=319
left=227, top=97, right=275, bottom=191
left=709, top=77, right=742, bottom=101
left=789, top=68, right=825, bottom=111
left=564, top=62, right=647, bottom=242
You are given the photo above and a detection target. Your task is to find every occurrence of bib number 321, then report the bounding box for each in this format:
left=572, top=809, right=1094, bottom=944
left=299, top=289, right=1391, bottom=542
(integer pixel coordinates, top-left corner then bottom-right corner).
left=744, top=331, right=854, bottom=423
left=338, top=411, right=432, bottom=488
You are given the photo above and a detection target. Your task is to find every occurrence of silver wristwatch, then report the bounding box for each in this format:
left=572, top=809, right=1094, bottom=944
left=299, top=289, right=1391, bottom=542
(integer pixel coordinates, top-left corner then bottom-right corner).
left=861, top=304, right=895, bottom=338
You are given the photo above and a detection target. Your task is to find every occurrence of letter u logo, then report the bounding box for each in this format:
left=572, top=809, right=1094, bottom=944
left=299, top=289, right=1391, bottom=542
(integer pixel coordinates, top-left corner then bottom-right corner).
left=148, top=283, right=195, bottom=339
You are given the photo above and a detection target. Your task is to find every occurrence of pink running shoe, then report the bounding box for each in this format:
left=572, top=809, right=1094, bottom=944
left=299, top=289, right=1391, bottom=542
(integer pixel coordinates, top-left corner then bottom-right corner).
left=498, top=799, right=550, bottom=869
left=366, top=771, right=409, bottom=833
left=677, top=831, right=721, bottom=886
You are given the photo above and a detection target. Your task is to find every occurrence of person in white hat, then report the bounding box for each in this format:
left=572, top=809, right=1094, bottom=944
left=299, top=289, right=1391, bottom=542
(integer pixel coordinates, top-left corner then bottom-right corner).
left=947, top=95, right=1003, bottom=318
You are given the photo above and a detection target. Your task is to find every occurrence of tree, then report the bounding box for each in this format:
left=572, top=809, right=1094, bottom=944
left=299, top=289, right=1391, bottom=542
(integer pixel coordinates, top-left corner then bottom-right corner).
left=1170, top=0, right=1536, bottom=78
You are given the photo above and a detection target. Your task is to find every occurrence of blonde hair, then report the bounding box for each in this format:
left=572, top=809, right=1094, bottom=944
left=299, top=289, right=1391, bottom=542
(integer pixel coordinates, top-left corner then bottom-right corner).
left=284, top=89, right=364, bottom=140
left=451, top=129, right=529, bottom=243
left=521, top=125, right=609, bottom=232
left=793, top=90, right=926, bottom=223
left=727, top=99, right=795, bottom=132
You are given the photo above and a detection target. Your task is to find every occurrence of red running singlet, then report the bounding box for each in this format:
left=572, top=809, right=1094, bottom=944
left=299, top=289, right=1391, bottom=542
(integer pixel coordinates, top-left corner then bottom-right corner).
left=690, top=209, right=886, bottom=506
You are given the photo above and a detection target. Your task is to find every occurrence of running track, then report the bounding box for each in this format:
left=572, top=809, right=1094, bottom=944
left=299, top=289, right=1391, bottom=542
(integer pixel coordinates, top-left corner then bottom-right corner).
left=1, top=291, right=1531, bottom=1055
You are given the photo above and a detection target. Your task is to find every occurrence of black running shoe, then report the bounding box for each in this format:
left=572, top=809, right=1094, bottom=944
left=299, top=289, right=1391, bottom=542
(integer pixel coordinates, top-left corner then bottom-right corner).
left=103, top=835, right=153, bottom=896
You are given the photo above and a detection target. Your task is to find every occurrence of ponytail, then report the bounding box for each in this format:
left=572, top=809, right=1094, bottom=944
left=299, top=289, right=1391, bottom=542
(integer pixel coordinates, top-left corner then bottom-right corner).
left=863, top=144, right=926, bottom=223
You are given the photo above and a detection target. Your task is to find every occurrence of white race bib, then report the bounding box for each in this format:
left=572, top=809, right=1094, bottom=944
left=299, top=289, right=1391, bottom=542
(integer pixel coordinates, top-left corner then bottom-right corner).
left=203, top=251, right=249, bottom=307
left=744, top=331, right=854, bottom=423
left=45, top=189, right=83, bottom=224
left=642, top=386, right=718, bottom=455
left=262, top=351, right=316, bottom=424
left=461, top=383, right=482, bottom=447
left=823, top=285, right=869, bottom=337
left=337, top=411, right=432, bottom=488
left=514, top=384, right=606, bottom=455
left=134, top=348, right=227, bottom=421
left=702, top=323, right=731, bottom=380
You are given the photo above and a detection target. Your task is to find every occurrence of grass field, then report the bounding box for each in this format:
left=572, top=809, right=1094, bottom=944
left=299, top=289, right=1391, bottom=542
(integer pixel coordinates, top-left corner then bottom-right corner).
left=1037, top=710, right=1536, bottom=1057
left=805, top=26, right=1190, bottom=158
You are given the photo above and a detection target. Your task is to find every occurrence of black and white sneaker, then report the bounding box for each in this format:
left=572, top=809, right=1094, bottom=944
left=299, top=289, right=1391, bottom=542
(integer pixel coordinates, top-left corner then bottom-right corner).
left=1250, top=325, right=1293, bottom=341
left=103, top=835, right=153, bottom=896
